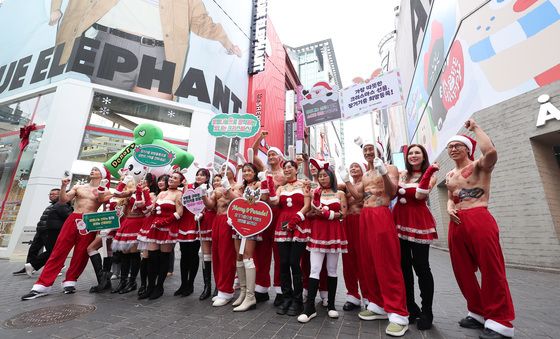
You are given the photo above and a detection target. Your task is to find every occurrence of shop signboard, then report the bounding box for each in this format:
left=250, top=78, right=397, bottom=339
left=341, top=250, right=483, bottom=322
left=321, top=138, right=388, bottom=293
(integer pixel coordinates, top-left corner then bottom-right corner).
left=83, top=211, right=120, bottom=232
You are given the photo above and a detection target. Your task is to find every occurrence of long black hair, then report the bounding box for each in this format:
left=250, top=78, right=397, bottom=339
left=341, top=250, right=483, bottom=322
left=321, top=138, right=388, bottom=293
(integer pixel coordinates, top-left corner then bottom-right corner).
left=195, top=168, right=211, bottom=188
left=145, top=173, right=159, bottom=195
left=241, top=163, right=259, bottom=189
left=405, top=144, right=430, bottom=183
left=318, top=167, right=337, bottom=192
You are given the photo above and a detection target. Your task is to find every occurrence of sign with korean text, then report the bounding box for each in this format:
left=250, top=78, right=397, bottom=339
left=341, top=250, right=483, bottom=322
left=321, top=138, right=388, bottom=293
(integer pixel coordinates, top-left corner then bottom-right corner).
left=301, top=82, right=342, bottom=126
left=341, top=70, right=404, bottom=119
left=182, top=187, right=205, bottom=215
left=208, top=113, right=261, bottom=138
left=83, top=211, right=120, bottom=232
left=133, top=144, right=175, bottom=167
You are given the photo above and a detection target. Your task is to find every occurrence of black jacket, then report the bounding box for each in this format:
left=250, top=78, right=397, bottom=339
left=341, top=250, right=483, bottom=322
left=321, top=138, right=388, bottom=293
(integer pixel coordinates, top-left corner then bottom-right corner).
left=36, top=202, right=73, bottom=231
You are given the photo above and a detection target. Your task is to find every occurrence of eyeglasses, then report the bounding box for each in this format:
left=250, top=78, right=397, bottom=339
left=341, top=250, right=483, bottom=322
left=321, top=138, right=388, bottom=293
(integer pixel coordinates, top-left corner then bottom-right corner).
left=447, top=143, right=466, bottom=151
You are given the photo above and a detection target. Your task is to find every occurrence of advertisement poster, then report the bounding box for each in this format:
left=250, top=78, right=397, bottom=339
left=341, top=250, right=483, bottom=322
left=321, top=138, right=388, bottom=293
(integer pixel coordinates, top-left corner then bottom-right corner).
left=300, top=82, right=342, bottom=126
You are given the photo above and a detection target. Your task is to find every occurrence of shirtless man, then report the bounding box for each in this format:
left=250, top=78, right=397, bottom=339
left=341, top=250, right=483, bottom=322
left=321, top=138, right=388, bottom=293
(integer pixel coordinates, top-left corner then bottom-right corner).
left=22, top=166, right=110, bottom=300
left=251, top=131, right=287, bottom=305
left=339, top=161, right=365, bottom=311
left=203, top=167, right=239, bottom=306
left=445, top=119, right=514, bottom=339
left=342, top=140, right=409, bottom=337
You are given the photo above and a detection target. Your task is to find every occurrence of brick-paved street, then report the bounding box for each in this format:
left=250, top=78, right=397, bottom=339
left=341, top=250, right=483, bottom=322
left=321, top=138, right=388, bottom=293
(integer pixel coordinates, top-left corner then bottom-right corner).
left=0, top=248, right=558, bottom=339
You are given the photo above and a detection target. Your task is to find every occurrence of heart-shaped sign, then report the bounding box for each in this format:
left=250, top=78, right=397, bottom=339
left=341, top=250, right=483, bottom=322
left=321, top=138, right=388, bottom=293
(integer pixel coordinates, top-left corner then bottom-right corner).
left=227, top=198, right=272, bottom=238
left=182, top=187, right=205, bottom=215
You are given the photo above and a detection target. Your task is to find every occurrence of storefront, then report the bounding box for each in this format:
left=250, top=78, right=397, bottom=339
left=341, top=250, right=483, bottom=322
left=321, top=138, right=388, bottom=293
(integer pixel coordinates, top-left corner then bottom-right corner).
left=0, top=80, right=218, bottom=259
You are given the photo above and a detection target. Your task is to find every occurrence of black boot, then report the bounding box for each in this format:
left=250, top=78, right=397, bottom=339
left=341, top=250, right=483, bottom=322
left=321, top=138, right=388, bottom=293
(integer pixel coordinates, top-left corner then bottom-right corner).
left=276, top=264, right=293, bottom=315
left=199, top=261, right=212, bottom=300
left=112, top=253, right=130, bottom=293
left=89, top=253, right=110, bottom=293
left=417, top=308, right=433, bottom=330
left=121, top=252, right=140, bottom=294
left=149, top=251, right=170, bottom=300
left=327, top=276, right=339, bottom=318
left=139, top=250, right=159, bottom=300
left=174, top=252, right=189, bottom=296
left=186, top=243, right=200, bottom=296
left=138, top=257, right=148, bottom=296
left=297, top=278, right=318, bottom=323
left=287, top=272, right=304, bottom=316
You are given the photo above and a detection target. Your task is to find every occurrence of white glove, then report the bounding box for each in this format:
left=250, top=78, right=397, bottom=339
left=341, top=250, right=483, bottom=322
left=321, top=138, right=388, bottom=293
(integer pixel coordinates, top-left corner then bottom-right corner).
left=257, top=171, right=267, bottom=182
left=221, top=176, right=231, bottom=190
left=100, top=179, right=109, bottom=188
left=338, top=165, right=350, bottom=183
left=194, top=213, right=202, bottom=222
left=199, top=185, right=207, bottom=196
left=122, top=174, right=134, bottom=185
left=206, top=183, right=214, bottom=196
left=373, top=158, right=387, bottom=176
left=227, top=217, right=233, bottom=226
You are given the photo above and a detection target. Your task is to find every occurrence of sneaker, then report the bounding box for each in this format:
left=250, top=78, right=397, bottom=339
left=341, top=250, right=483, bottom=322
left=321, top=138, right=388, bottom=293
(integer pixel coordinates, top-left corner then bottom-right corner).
left=459, top=316, right=484, bottom=329
left=328, top=310, right=339, bottom=318
left=12, top=268, right=26, bottom=276
left=297, top=312, right=317, bottom=323
left=358, top=309, right=388, bottom=321
left=21, top=290, right=48, bottom=300
left=385, top=322, right=408, bottom=337
left=343, top=301, right=360, bottom=311
left=63, top=286, right=76, bottom=294
left=24, top=263, right=34, bottom=277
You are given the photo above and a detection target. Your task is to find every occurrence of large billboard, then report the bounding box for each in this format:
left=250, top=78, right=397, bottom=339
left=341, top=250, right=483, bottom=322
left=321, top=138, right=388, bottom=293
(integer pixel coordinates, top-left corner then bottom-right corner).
left=397, top=0, right=560, bottom=160
left=0, top=0, right=252, bottom=114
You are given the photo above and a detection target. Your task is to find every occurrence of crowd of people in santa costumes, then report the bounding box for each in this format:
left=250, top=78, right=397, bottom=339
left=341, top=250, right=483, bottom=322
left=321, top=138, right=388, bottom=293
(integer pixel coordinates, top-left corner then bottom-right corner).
left=18, top=119, right=515, bottom=339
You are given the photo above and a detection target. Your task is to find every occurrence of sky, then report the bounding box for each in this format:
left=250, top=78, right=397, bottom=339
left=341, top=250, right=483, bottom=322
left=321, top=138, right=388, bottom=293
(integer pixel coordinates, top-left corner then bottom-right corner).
left=268, top=0, right=399, bottom=164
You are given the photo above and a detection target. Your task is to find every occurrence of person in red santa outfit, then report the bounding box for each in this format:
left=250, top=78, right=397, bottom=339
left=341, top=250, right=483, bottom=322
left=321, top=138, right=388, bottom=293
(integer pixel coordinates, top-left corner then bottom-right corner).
left=136, top=171, right=184, bottom=300
left=342, top=137, right=409, bottom=337
left=202, top=162, right=238, bottom=306
left=22, top=166, right=111, bottom=300
left=250, top=131, right=285, bottom=305
left=393, top=144, right=438, bottom=329
left=268, top=154, right=311, bottom=316
left=445, top=119, right=515, bottom=339
left=339, top=161, right=366, bottom=312
left=298, top=163, right=347, bottom=323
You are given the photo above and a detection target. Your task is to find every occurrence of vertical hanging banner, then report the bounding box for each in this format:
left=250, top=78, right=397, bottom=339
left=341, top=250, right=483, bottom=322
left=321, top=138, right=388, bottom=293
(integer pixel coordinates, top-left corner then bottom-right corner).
left=254, top=89, right=266, bottom=123
left=341, top=70, right=404, bottom=119
left=248, top=0, right=268, bottom=74
left=300, top=82, right=342, bottom=126
left=295, top=85, right=305, bottom=140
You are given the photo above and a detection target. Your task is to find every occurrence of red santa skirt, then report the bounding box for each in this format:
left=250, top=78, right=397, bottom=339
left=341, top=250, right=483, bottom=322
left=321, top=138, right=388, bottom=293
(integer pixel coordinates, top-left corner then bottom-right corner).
left=199, top=209, right=215, bottom=241
left=177, top=209, right=198, bottom=242
left=307, top=201, right=347, bottom=253
left=137, top=201, right=178, bottom=245
left=112, top=215, right=144, bottom=251
left=393, top=186, right=438, bottom=244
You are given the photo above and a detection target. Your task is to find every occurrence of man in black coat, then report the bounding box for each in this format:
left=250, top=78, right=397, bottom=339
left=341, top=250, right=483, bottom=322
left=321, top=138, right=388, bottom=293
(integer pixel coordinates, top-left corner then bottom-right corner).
left=13, top=189, right=73, bottom=276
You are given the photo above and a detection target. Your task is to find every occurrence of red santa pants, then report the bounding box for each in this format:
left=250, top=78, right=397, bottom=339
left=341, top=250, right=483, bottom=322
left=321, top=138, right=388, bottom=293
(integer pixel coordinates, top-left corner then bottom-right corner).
left=254, top=210, right=281, bottom=294
left=449, top=207, right=515, bottom=337
left=342, top=214, right=361, bottom=305
left=212, top=214, right=236, bottom=297
left=359, top=207, right=408, bottom=324
left=33, top=213, right=96, bottom=291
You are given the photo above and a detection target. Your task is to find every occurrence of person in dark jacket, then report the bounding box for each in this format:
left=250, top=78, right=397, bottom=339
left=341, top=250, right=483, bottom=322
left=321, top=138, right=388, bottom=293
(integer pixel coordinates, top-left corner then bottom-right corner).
left=13, top=189, right=73, bottom=277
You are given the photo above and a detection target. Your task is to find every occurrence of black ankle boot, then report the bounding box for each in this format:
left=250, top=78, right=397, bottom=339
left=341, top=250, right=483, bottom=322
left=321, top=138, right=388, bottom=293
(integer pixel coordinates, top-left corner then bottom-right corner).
left=276, top=295, right=292, bottom=315
left=417, top=309, right=433, bottom=330
left=120, top=278, right=138, bottom=294
left=199, top=261, right=212, bottom=300
left=89, top=253, right=111, bottom=293
left=112, top=253, right=130, bottom=293
left=408, top=302, right=422, bottom=324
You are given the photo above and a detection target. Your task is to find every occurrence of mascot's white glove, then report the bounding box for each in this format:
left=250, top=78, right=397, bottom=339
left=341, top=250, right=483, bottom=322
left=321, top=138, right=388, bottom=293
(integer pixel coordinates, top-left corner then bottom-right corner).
left=122, top=174, right=134, bottom=185
left=257, top=171, right=267, bottom=182
left=338, top=165, right=350, bottom=183
left=374, top=158, right=387, bottom=176
left=221, top=176, right=231, bottom=190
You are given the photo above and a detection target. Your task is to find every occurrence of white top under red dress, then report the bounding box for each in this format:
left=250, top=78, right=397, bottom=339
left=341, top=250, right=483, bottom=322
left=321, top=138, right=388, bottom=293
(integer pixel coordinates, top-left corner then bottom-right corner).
left=274, top=188, right=309, bottom=242
left=392, top=184, right=438, bottom=244
left=137, top=199, right=179, bottom=244
left=307, top=198, right=347, bottom=253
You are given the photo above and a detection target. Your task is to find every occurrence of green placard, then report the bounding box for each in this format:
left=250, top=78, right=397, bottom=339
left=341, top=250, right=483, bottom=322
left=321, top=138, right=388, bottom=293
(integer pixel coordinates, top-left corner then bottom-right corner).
left=207, top=113, right=261, bottom=138
left=83, top=211, right=120, bottom=232
left=133, top=144, right=175, bottom=167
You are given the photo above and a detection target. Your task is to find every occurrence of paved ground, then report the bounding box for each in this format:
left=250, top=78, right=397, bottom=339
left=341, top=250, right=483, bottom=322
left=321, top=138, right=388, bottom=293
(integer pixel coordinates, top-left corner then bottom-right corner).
left=0, top=248, right=558, bottom=339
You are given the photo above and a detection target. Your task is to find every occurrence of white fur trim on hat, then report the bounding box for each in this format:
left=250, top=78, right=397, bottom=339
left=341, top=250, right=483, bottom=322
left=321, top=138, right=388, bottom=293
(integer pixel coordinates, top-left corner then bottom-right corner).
left=349, top=161, right=366, bottom=174
left=222, top=162, right=237, bottom=175
left=93, top=165, right=107, bottom=179
left=447, top=135, right=473, bottom=157
left=267, top=147, right=284, bottom=158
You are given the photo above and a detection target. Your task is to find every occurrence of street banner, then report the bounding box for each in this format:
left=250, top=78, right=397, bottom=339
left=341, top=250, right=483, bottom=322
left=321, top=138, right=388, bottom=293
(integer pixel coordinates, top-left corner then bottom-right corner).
left=207, top=113, right=261, bottom=139
left=134, top=144, right=175, bottom=168
left=341, top=70, right=404, bottom=119
left=300, top=82, right=342, bottom=126
left=227, top=197, right=272, bottom=238
left=182, top=187, right=205, bottom=215
left=83, top=211, right=120, bottom=232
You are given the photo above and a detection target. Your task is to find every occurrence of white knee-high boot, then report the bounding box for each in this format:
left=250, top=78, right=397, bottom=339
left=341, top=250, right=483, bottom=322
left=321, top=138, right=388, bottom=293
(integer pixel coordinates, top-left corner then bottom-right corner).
left=234, top=258, right=256, bottom=312
left=232, top=261, right=246, bottom=307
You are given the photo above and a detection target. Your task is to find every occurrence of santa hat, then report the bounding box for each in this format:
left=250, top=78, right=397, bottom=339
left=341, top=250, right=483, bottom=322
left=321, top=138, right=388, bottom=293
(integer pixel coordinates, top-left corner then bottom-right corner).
left=92, top=165, right=111, bottom=188
left=309, top=158, right=330, bottom=171
left=354, top=136, right=384, bottom=157
left=349, top=161, right=367, bottom=174
left=222, top=161, right=237, bottom=175
left=447, top=134, right=477, bottom=160
left=267, top=147, right=284, bottom=158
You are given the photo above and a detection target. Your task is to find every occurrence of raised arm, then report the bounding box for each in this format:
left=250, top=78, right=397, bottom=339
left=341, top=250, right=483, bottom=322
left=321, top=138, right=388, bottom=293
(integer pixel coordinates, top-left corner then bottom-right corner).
left=189, top=0, right=235, bottom=51
left=59, top=178, right=76, bottom=204
left=415, top=163, right=439, bottom=200
left=467, top=119, right=497, bottom=171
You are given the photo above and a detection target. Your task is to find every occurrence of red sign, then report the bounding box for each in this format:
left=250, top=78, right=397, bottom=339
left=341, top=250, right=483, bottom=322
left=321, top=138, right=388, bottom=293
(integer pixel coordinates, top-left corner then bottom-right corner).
left=227, top=198, right=272, bottom=238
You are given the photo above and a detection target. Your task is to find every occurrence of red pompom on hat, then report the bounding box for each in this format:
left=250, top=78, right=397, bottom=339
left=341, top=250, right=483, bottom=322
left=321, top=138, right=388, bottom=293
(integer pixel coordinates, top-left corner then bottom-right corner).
left=447, top=134, right=477, bottom=160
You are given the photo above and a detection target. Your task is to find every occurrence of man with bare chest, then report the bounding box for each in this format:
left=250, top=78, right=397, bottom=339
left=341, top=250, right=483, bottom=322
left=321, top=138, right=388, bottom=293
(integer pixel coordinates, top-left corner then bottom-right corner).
left=445, top=119, right=515, bottom=339
left=251, top=131, right=287, bottom=304
left=339, top=161, right=365, bottom=311
left=22, top=166, right=110, bottom=300
left=342, top=140, right=409, bottom=337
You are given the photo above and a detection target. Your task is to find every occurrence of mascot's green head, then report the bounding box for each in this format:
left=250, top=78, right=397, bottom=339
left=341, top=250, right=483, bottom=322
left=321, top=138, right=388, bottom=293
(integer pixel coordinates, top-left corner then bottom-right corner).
left=104, top=123, right=195, bottom=179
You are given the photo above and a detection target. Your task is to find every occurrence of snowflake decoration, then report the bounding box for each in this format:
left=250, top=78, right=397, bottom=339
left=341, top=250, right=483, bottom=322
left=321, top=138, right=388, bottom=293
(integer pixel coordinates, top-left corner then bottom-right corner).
left=99, top=106, right=110, bottom=116
left=167, top=110, right=176, bottom=118
left=101, top=96, right=111, bottom=105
